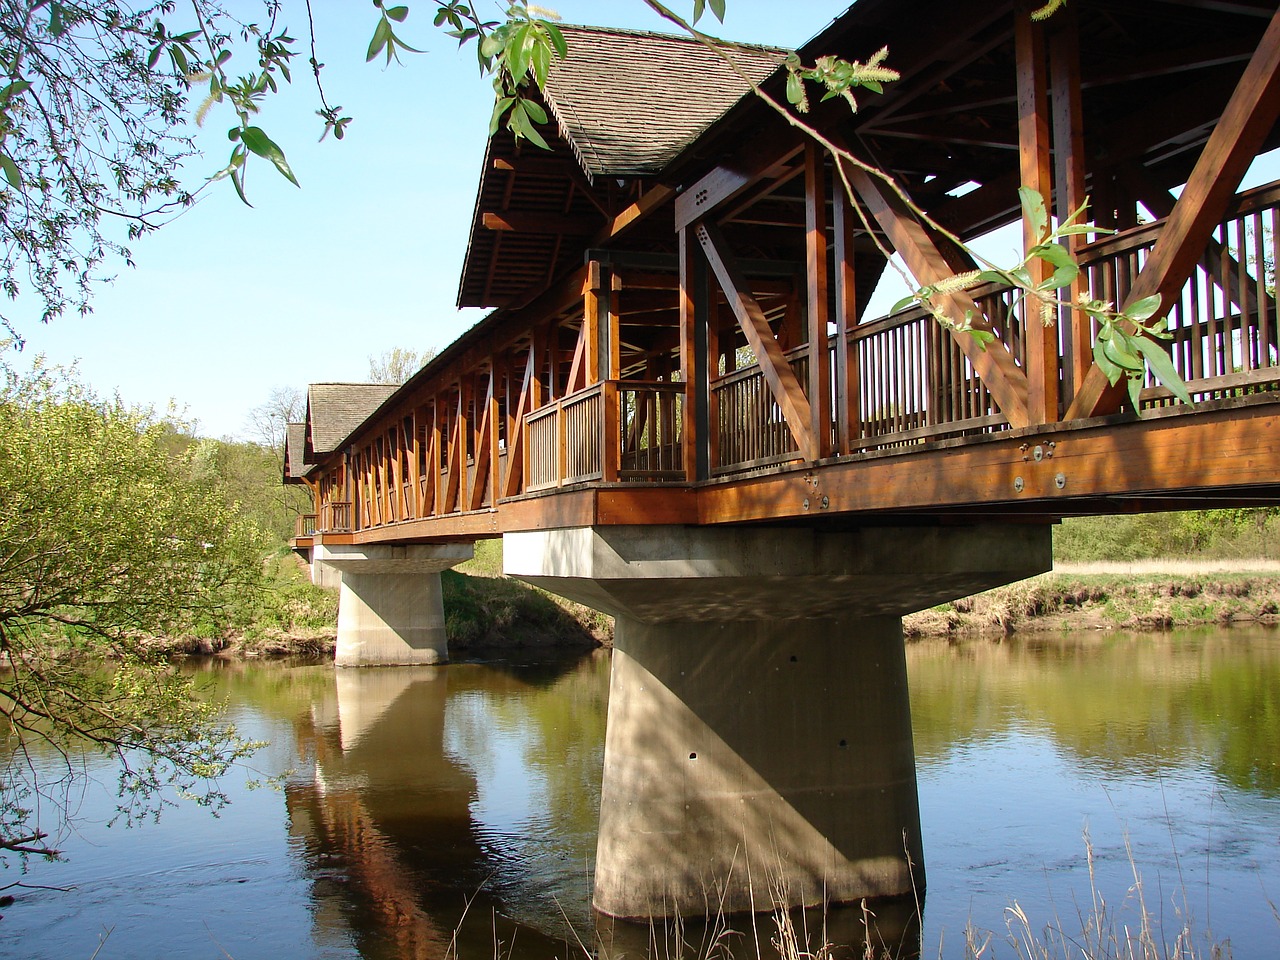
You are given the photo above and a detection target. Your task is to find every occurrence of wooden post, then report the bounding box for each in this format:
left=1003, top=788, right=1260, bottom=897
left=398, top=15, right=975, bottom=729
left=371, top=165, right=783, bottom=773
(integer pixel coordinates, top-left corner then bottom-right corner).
left=679, top=225, right=710, bottom=481
left=585, top=260, right=602, bottom=386
left=833, top=179, right=860, bottom=454
left=1049, top=6, right=1090, bottom=406
left=1016, top=4, right=1059, bottom=424
left=805, top=142, right=833, bottom=457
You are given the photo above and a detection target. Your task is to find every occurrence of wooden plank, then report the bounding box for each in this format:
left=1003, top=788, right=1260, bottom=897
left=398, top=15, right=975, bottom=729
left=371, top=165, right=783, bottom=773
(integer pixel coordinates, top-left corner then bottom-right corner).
left=1016, top=6, right=1059, bottom=425
left=1049, top=5, right=1091, bottom=405
left=698, top=222, right=818, bottom=461
left=805, top=143, right=833, bottom=457
left=584, top=261, right=602, bottom=385
left=846, top=164, right=1031, bottom=427
left=833, top=173, right=859, bottom=454
left=1067, top=5, right=1280, bottom=419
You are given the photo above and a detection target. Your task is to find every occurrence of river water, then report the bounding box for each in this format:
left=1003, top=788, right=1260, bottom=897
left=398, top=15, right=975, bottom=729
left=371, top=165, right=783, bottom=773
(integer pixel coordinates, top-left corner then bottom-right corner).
left=1, top=628, right=1277, bottom=959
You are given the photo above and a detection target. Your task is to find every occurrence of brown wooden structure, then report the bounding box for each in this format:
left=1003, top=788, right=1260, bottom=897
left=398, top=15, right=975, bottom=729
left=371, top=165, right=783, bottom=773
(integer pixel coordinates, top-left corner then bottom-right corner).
left=288, top=1, right=1280, bottom=547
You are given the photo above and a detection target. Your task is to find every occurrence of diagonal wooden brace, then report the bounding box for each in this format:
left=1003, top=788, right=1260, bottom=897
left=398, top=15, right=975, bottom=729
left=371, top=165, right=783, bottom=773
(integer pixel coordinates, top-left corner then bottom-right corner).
left=846, top=164, right=1032, bottom=428
left=697, top=222, right=818, bottom=462
left=1066, top=4, right=1280, bottom=420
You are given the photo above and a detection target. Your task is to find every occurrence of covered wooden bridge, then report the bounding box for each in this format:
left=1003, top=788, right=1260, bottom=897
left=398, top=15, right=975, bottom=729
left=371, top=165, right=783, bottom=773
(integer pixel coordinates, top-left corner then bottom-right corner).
left=285, top=0, right=1280, bottom=924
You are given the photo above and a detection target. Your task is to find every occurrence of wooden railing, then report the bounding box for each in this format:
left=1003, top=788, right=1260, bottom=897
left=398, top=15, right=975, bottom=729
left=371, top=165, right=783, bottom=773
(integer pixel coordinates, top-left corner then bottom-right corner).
left=619, top=381, right=684, bottom=480
left=712, top=349, right=808, bottom=473
left=295, top=514, right=317, bottom=538
left=319, top=501, right=352, bottom=533
left=849, top=298, right=1008, bottom=452
left=1079, top=180, right=1280, bottom=409
left=526, top=384, right=605, bottom=491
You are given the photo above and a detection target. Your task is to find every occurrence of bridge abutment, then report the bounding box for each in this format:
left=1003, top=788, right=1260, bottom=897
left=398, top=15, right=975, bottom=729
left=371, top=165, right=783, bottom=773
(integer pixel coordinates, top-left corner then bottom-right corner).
left=315, top=543, right=472, bottom=667
left=505, top=524, right=1051, bottom=919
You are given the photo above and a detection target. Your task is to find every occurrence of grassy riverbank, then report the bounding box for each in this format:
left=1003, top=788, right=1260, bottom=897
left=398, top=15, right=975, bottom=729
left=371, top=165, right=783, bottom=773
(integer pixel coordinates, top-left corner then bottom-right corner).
left=156, top=544, right=609, bottom=659
left=905, top=562, right=1280, bottom=637
left=156, top=546, right=1280, bottom=659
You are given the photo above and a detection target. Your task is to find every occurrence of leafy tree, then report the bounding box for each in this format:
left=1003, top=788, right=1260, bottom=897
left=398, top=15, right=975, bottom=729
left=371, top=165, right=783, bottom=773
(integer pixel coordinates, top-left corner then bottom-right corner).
left=0, top=357, right=270, bottom=859
left=367, top=346, right=436, bottom=385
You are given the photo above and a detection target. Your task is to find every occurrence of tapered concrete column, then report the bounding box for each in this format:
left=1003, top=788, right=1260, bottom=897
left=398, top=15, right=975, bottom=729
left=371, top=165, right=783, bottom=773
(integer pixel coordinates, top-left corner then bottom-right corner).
left=315, top=543, right=472, bottom=667
left=505, top=524, right=1051, bottom=919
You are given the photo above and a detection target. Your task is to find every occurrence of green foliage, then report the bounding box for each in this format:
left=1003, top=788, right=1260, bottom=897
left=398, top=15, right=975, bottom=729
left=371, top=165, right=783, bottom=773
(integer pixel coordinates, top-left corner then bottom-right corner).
left=0, top=358, right=273, bottom=860
left=1054, top=509, right=1280, bottom=563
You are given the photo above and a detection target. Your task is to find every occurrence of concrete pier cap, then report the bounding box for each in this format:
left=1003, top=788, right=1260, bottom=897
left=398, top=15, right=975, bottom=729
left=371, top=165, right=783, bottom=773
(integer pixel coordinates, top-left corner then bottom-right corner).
left=505, top=523, right=1051, bottom=920
left=315, top=542, right=473, bottom=668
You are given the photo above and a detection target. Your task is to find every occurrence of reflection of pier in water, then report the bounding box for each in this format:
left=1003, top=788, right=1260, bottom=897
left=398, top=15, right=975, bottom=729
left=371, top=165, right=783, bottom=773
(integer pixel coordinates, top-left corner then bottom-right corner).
left=285, top=662, right=598, bottom=959
left=284, top=659, right=923, bottom=959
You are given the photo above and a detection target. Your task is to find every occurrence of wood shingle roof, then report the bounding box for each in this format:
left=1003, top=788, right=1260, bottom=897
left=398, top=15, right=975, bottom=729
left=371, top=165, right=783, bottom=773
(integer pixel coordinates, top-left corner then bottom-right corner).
left=541, top=25, right=786, bottom=178
left=305, top=383, right=398, bottom=458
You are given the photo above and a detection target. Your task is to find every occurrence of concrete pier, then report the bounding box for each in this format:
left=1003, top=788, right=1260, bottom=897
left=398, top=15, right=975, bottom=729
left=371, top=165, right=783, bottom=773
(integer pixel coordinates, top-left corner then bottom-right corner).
left=505, top=524, right=1051, bottom=918
left=315, top=543, right=472, bottom=667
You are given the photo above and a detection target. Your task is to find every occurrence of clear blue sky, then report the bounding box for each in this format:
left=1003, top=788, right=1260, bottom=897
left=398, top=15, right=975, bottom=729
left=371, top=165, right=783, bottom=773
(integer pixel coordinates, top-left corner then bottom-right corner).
left=14, top=1, right=852, bottom=439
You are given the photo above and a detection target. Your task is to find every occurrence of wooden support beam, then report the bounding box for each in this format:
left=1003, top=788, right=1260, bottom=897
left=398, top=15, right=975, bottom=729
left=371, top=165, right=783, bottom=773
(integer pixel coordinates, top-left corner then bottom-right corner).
left=1049, top=6, right=1091, bottom=405
left=482, top=211, right=599, bottom=235
left=805, top=143, right=833, bottom=457
left=698, top=221, right=818, bottom=462
left=675, top=143, right=804, bottom=230
left=584, top=261, right=603, bottom=385
left=1066, top=5, right=1280, bottom=420
left=845, top=164, right=1031, bottom=428
left=679, top=226, right=701, bottom=481
left=593, top=184, right=676, bottom=245
left=833, top=176, right=860, bottom=455
left=468, top=370, right=496, bottom=512
left=502, top=342, right=538, bottom=499
left=1016, top=6, right=1059, bottom=425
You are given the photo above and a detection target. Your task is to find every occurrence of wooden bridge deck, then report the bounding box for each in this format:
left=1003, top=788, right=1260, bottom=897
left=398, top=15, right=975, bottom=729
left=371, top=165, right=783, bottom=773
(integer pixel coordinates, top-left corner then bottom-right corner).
left=287, top=0, right=1280, bottom=547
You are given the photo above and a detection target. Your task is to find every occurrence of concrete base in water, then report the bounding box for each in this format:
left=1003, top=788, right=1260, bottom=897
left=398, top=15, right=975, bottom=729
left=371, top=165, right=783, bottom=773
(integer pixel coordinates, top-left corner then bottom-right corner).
left=315, top=543, right=473, bottom=667
left=505, top=524, right=1051, bottom=919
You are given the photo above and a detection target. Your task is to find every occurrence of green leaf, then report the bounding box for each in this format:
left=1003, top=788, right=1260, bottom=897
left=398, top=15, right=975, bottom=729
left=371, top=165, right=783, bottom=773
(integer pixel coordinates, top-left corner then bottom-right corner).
left=1101, top=333, right=1143, bottom=374
left=0, top=153, right=21, bottom=189
left=1134, top=336, right=1193, bottom=405
left=1018, top=185, right=1048, bottom=242
left=489, top=97, right=515, bottom=136
left=385, top=6, right=409, bottom=22
left=239, top=126, right=299, bottom=187
left=366, top=18, right=391, bottom=63
left=507, top=23, right=533, bottom=84
left=531, top=38, right=550, bottom=86
left=1126, top=369, right=1143, bottom=410
left=1093, top=337, right=1121, bottom=384
left=545, top=23, right=568, bottom=59
left=508, top=101, right=549, bottom=149
left=522, top=98, right=548, bottom=125
left=693, top=0, right=706, bottom=23
left=891, top=294, right=918, bottom=313
left=1125, top=294, right=1163, bottom=324
left=786, top=72, right=804, bottom=105
left=709, top=0, right=727, bottom=21
left=976, top=270, right=1007, bottom=285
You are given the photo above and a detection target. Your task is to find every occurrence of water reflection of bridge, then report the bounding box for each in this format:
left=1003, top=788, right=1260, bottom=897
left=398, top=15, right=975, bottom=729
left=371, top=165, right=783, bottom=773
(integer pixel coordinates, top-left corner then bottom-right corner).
left=284, top=0, right=1280, bottom=923
left=286, top=662, right=605, bottom=959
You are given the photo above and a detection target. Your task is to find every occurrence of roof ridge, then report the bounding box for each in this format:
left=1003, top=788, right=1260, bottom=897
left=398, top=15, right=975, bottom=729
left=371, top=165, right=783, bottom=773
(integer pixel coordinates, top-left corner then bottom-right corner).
left=555, top=21, right=789, bottom=56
